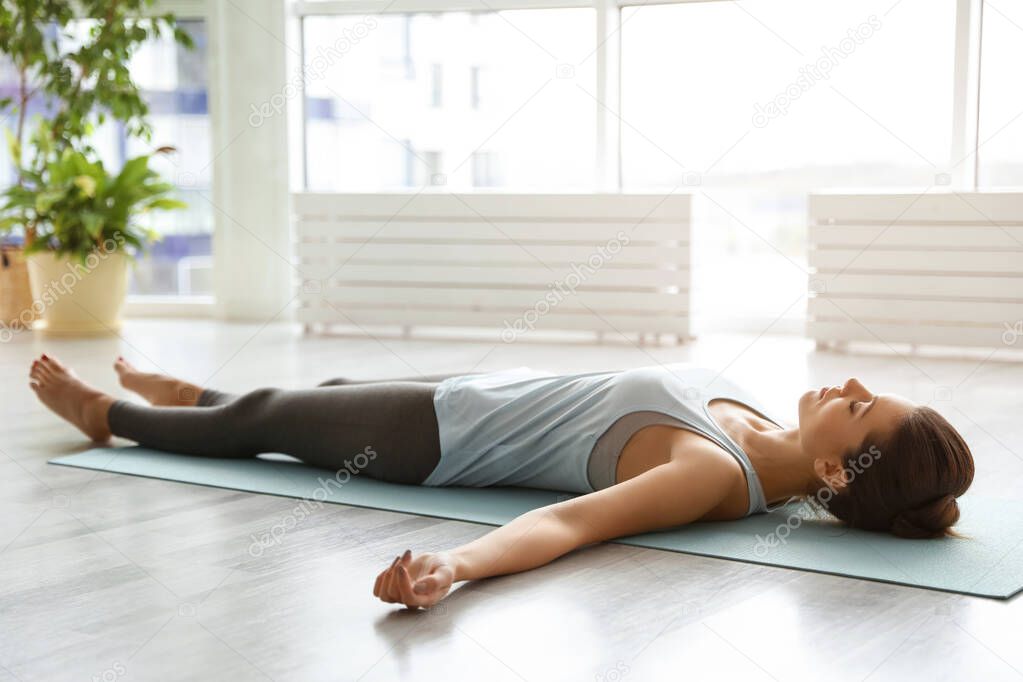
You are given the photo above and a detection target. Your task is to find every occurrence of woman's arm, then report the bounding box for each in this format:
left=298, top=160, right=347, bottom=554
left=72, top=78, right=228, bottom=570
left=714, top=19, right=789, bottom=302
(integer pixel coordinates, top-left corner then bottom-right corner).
left=373, top=440, right=738, bottom=608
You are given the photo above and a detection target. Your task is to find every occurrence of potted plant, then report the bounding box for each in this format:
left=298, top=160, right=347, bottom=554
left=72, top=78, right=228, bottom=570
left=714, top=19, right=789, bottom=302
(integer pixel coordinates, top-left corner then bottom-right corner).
left=2, top=123, right=185, bottom=333
left=0, top=0, right=193, bottom=334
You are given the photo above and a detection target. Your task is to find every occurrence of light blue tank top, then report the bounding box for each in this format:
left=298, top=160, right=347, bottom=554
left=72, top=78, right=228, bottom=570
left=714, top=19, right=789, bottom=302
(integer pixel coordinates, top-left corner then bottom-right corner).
left=423, top=364, right=788, bottom=516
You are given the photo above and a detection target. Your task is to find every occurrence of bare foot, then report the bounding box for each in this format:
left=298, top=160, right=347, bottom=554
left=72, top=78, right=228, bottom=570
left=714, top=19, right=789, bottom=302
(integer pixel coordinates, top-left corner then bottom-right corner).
left=29, top=354, right=114, bottom=442
left=113, top=356, right=202, bottom=407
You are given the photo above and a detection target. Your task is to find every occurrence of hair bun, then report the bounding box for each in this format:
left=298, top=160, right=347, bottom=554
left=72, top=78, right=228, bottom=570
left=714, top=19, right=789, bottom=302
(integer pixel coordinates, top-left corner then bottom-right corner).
left=890, top=494, right=960, bottom=539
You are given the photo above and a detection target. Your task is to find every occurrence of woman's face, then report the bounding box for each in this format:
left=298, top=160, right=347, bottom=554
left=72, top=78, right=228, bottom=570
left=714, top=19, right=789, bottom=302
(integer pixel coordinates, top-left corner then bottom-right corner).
left=797, top=378, right=915, bottom=469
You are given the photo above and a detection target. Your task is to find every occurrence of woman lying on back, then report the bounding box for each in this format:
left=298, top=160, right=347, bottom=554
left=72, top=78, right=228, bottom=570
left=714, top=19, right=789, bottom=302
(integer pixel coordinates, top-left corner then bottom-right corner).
left=30, top=354, right=974, bottom=609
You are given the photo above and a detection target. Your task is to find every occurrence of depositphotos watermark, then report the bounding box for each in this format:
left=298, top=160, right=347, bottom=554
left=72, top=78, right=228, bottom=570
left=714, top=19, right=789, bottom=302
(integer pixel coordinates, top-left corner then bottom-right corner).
left=752, top=15, right=882, bottom=128
left=0, top=232, right=127, bottom=343
left=248, top=17, right=378, bottom=128
left=248, top=446, right=377, bottom=557
left=595, top=661, right=630, bottom=682
left=752, top=444, right=882, bottom=557
left=1002, top=320, right=1022, bottom=346
left=501, top=231, right=631, bottom=342
left=90, top=661, right=126, bottom=682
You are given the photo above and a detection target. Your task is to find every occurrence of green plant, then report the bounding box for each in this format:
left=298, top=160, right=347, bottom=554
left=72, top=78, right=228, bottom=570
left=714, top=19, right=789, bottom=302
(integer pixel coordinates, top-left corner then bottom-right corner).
left=0, top=0, right=193, bottom=158
left=0, top=121, right=185, bottom=263
left=0, top=0, right=193, bottom=249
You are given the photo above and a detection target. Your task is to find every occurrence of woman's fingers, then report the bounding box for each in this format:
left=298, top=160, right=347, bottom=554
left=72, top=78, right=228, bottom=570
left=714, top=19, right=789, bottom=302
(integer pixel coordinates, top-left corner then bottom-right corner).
left=422, top=563, right=454, bottom=592
left=386, top=555, right=404, bottom=602
left=373, top=564, right=394, bottom=599
left=396, top=564, right=422, bottom=608
left=412, top=564, right=452, bottom=604
left=374, top=556, right=399, bottom=598
left=413, top=572, right=450, bottom=597
left=413, top=574, right=439, bottom=595
left=378, top=555, right=401, bottom=602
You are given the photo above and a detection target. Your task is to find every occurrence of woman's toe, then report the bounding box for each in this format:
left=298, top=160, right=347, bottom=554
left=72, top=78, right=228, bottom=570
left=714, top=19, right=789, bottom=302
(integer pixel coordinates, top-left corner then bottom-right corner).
left=115, top=357, right=138, bottom=376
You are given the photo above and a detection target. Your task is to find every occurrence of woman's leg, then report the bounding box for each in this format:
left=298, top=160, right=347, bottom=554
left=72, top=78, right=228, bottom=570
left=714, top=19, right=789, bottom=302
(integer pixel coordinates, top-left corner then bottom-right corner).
left=31, top=355, right=442, bottom=485
left=115, top=357, right=239, bottom=407
left=113, top=356, right=205, bottom=406
left=106, top=383, right=441, bottom=484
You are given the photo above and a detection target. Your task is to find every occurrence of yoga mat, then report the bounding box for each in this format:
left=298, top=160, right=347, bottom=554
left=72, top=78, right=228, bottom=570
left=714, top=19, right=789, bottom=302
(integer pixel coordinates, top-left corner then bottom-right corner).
left=51, top=447, right=1023, bottom=599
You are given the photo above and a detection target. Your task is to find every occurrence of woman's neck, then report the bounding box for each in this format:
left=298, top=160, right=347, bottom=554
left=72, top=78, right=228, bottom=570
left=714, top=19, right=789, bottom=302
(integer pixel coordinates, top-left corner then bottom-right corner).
left=742, top=427, right=819, bottom=505
left=714, top=407, right=817, bottom=505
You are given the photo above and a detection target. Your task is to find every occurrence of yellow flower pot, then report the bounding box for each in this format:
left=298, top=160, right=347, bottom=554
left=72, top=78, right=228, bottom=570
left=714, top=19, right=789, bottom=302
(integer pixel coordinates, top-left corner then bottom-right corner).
left=1, top=246, right=37, bottom=335
left=26, top=251, right=130, bottom=335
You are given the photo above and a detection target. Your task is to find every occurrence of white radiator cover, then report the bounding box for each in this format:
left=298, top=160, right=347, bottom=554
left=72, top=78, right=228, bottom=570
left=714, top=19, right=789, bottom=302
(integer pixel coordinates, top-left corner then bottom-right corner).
left=292, top=192, right=691, bottom=340
left=808, top=191, right=1023, bottom=350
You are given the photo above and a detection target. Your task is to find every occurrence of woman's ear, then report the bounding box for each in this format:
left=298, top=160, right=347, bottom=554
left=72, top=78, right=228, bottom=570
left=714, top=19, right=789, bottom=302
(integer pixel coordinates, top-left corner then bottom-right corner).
left=813, top=457, right=850, bottom=492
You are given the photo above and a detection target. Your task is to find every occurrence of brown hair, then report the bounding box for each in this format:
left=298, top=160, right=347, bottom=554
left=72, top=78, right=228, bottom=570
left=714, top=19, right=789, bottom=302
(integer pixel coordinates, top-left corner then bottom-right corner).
left=821, top=406, right=974, bottom=539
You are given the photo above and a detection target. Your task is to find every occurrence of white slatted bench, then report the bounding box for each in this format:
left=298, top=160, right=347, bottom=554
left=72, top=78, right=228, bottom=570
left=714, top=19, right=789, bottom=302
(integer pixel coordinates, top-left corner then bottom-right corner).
left=292, top=192, right=691, bottom=343
left=808, top=191, right=1023, bottom=351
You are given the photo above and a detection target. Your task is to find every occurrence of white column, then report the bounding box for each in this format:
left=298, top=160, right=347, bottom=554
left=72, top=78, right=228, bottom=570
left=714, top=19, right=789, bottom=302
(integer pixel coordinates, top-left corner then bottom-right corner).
left=208, top=0, right=293, bottom=320
left=594, top=0, right=621, bottom=192
left=949, top=0, right=983, bottom=189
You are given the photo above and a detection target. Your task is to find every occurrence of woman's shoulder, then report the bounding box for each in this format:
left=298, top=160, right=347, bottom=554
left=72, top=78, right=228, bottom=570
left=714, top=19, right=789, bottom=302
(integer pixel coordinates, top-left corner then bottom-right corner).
left=647, top=431, right=752, bottom=521
left=663, top=431, right=752, bottom=520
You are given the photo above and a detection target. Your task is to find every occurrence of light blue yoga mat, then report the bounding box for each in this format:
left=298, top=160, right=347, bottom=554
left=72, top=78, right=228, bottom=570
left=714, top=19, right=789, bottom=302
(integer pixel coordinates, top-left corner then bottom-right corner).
left=51, top=447, right=1023, bottom=599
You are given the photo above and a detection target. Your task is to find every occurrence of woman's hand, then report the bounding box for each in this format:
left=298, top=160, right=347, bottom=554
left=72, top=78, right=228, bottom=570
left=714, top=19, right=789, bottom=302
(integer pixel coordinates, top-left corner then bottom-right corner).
left=373, top=549, right=455, bottom=609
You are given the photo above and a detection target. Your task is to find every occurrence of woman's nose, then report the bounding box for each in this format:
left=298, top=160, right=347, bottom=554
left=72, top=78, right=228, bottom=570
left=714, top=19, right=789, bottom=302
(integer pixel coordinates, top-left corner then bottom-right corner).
left=843, top=377, right=871, bottom=398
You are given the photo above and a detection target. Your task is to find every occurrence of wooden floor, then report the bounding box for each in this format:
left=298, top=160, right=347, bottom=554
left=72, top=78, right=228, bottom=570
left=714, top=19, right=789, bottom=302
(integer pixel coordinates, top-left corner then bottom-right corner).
left=2, top=319, right=1022, bottom=682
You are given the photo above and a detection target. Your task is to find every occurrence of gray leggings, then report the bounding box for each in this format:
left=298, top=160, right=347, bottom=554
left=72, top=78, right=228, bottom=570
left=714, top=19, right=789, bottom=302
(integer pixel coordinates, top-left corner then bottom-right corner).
left=106, top=374, right=464, bottom=485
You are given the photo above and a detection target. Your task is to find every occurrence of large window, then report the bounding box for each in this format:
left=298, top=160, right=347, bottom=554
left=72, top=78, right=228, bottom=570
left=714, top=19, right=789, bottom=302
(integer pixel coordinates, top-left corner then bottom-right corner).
left=978, top=0, right=1023, bottom=187
left=101, top=18, right=212, bottom=297
left=620, top=0, right=956, bottom=331
left=301, top=9, right=597, bottom=191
